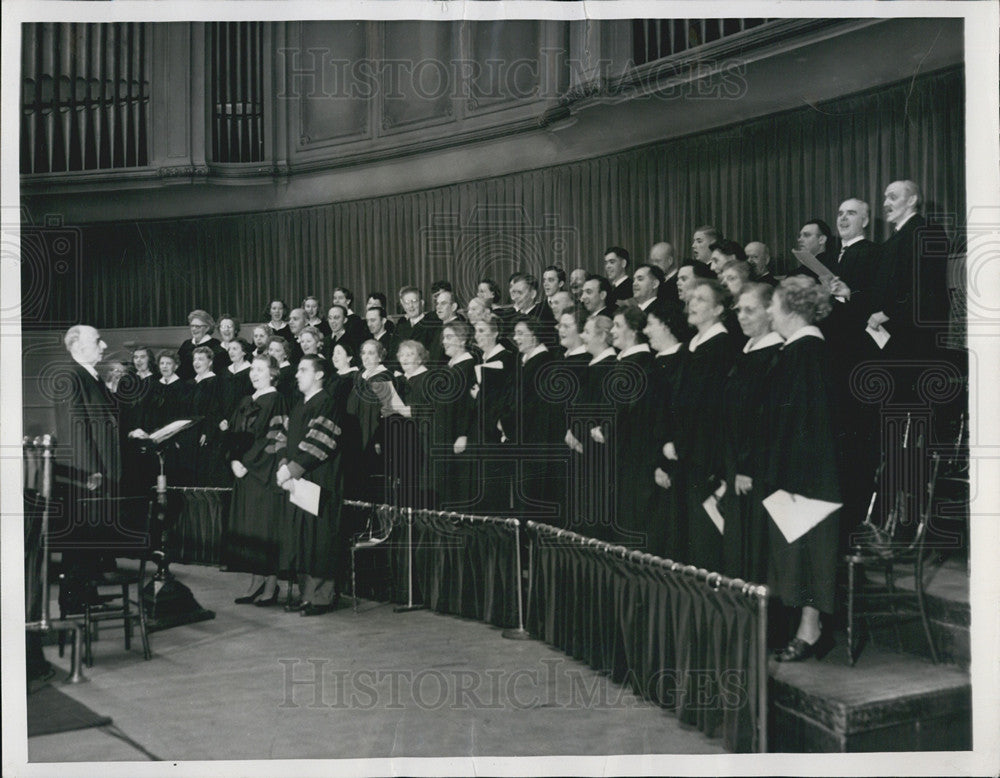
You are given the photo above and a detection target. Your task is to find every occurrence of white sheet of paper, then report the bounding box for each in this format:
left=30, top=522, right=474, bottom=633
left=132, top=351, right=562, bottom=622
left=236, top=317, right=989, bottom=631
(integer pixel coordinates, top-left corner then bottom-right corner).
left=702, top=496, right=725, bottom=535
left=865, top=325, right=891, bottom=350
left=792, top=248, right=835, bottom=284
left=289, top=478, right=321, bottom=516
left=474, top=361, right=505, bottom=384
left=763, top=489, right=842, bottom=544
left=149, top=418, right=194, bottom=444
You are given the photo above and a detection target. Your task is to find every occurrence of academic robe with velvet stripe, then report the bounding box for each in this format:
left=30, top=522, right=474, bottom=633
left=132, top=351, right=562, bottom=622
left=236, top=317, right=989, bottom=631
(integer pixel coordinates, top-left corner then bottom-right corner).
left=278, top=388, right=345, bottom=579
left=223, top=390, right=288, bottom=573
left=761, top=333, right=841, bottom=614
left=719, top=339, right=782, bottom=583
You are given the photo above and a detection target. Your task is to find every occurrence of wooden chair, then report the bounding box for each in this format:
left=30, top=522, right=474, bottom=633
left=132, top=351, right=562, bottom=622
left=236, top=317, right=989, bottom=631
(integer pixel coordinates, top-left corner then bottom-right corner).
left=349, top=503, right=398, bottom=612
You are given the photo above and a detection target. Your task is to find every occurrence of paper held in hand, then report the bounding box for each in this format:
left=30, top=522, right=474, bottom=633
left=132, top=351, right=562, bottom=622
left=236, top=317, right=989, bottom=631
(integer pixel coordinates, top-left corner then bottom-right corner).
left=763, top=489, right=841, bottom=544
left=288, top=478, right=321, bottom=516
left=148, top=419, right=196, bottom=444
left=865, top=325, right=891, bottom=350
left=702, top=482, right=728, bottom=535
left=792, top=249, right=835, bottom=285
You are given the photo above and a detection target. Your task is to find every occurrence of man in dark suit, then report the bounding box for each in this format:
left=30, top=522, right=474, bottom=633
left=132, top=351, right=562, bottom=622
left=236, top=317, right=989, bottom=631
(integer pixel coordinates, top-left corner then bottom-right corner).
left=631, top=263, right=665, bottom=311
left=394, top=286, right=437, bottom=351
left=53, top=325, right=124, bottom=605
left=868, top=180, right=950, bottom=359
left=649, top=242, right=679, bottom=301
left=332, top=287, right=370, bottom=345
left=794, top=218, right=837, bottom=277
left=745, top=241, right=777, bottom=285
left=581, top=274, right=616, bottom=320
left=603, top=246, right=632, bottom=307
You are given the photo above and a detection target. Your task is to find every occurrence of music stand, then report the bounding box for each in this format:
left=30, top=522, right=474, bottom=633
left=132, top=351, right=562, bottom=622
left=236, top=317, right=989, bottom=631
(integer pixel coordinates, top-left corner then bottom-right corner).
left=136, top=418, right=215, bottom=631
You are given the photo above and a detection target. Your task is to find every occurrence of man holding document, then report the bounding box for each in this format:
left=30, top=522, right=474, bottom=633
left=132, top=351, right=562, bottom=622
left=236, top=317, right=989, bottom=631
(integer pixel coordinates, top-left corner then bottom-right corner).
left=276, top=354, right=346, bottom=616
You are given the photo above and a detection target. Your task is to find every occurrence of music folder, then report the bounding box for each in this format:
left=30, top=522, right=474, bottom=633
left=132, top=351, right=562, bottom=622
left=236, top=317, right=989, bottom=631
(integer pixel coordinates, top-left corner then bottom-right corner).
left=763, top=489, right=841, bottom=544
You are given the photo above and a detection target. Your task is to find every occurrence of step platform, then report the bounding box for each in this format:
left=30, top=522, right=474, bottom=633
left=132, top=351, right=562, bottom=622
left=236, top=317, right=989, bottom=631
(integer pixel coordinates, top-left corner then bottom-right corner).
left=768, top=634, right=971, bottom=752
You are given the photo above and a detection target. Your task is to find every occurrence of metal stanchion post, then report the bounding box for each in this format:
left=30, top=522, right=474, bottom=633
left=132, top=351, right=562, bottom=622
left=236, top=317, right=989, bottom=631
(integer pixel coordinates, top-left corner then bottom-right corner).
left=394, top=507, right=423, bottom=612
left=757, top=585, right=769, bottom=753
left=24, top=435, right=87, bottom=683
left=502, top=519, right=530, bottom=640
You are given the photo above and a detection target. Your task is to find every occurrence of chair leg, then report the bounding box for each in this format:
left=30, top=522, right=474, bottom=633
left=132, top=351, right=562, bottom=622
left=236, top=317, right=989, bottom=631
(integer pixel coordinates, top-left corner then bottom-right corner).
left=847, top=560, right=857, bottom=666
left=122, top=583, right=132, bottom=651
left=351, top=548, right=358, bottom=613
left=136, top=579, right=152, bottom=661
left=84, top=606, right=93, bottom=668
left=915, top=551, right=938, bottom=664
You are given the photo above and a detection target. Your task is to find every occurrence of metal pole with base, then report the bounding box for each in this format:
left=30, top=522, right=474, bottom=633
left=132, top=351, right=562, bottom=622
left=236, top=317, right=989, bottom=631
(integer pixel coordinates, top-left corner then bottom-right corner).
left=502, top=519, right=530, bottom=640
left=140, top=442, right=215, bottom=632
left=393, top=507, right=424, bottom=613
left=24, top=435, right=86, bottom=684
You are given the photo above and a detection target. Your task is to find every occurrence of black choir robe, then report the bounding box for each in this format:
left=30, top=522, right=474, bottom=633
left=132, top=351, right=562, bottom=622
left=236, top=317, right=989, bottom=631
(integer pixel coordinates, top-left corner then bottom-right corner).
left=670, top=325, right=735, bottom=571
left=472, top=346, right=516, bottom=512
left=177, top=337, right=228, bottom=381
left=762, top=330, right=841, bottom=614
left=719, top=333, right=783, bottom=582
left=429, top=355, right=477, bottom=510
left=513, top=348, right=564, bottom=525
left=574, top=349, right=619, bottom=538
left=647, top=347, right=685, bottom=559
left=560, top=349, right=596, bottom=532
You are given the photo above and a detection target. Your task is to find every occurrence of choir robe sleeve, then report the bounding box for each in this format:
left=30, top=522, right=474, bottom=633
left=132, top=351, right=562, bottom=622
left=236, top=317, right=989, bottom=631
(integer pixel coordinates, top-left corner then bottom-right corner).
left=283, top=393, right=341, bottom=481
left=238, top=393, right=288, bottom=486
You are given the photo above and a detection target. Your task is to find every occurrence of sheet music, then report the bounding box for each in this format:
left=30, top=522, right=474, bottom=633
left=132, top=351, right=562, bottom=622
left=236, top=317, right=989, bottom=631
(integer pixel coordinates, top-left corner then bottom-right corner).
left=763, top=489, right=841, bottom=544
left=149, top=419, right=195, bottom=444
left=288, top=478, right=321, bottom=515
left=792, top=248, right=835, bottom=284
left=866, top=325, right=891, bottom=350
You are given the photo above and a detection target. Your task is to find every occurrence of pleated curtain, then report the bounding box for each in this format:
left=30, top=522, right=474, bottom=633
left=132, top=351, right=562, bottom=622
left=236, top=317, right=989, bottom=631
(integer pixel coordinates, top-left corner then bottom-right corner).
left=67, top=67, right=963, bottom=329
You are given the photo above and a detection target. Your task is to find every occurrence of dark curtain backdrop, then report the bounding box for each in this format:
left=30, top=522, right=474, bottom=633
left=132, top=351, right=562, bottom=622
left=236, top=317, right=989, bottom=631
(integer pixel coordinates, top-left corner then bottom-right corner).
left=64, top=67, right=962, bottom=328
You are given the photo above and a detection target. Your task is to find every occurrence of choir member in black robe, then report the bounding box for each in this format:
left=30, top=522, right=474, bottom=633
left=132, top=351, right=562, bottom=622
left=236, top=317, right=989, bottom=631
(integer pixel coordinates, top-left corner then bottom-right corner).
left=251, top=325, right=270, bottom=359
left=719, top=284, right=783, bottom=582
left=429, top=321, right=477, bottom=510
left=391, top=340, right=434, bottom=510
left=324, top=305, right=362, bottom=359
left=182, top=346, right=229, bottom=486
left=470, top=314, right=516, bottom=512
left=221, top=339, right=254, bottom=421
left=216, top=314, right=241, bottom=369
left=120, top=346, right=159, bottom=494
left=645, top=301, right=689, bottom=559
left=511, top=316, right=564, bottom=526
left=601, top=306, right=655, bottom=548
left=394, top=287, right=438, bottom=352
left=298, top=327, right=324, bottom=359
left=329, top=342, right=362, bottom=501
left=225, top=355, right=288, bottom=605
left=665, top=279, right=735, bottom=571
left=276, top=355, right=347, bottom=616
left=718, top=260, right=752, bottom=351
left=268, top=337, right=298, bottom=406
left=570, top=314, right=618, bottom=538
left=331, top=287, right=370, bottom=348
left=764, top=277, right=841, bottom=661
left=348, top=339, right=396, bottom=503
left=129, top=350, right=190, bottom=484
left=556, top=308, right=592, bottom=532
left=177, top=309, right=228, bottom=380
left=264, top=299, right=290, bottom=339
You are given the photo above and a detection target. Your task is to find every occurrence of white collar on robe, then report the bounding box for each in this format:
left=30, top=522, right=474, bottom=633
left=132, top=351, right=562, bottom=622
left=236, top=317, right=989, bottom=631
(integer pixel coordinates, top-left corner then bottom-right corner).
left=252, top=386, right=277, bottom=399
left=194, top=371, right=216, bottom=383
left=482, top=344, right=506, bottom=361
left=743, top=331, right=784, bottom=353
left=688, top=321, right=727, bottom=352
left=657, top=342, right=683, bottom=356
left=617, top=343, right=651, bottom=360
left=521, top=344, right=547, bottom=364
left=362, top=364, right=389, bottom=380
left=563, top=344, right=587, bottom=357
left=783, top=325, right=825, bottom=346
left=588, top=347, right=617, bottom=366
left=160, top=374, right=180, bottom=385
left=448, top=352, right=474, bottom=367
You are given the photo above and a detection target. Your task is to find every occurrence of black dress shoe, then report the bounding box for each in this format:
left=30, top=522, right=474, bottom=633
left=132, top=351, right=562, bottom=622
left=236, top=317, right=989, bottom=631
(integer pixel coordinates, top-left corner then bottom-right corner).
left=235, top=583, right=266, bottom=605
left=283, top=597, right=303, bottom=612
left=774, top=633, right=834, bottom=662
left=300, top=602, right=333, bottom=617
left=253, top=589, right=280, bottom=607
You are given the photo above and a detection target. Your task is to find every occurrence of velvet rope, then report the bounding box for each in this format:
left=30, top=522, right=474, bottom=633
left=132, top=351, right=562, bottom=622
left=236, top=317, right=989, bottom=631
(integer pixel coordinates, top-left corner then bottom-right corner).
left=526, top=522, right=767, bottom=753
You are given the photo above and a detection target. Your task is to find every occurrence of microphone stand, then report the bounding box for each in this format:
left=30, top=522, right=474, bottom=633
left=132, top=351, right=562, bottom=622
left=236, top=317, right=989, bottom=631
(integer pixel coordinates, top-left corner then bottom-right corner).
left=139, top=421, right=215, bottom=632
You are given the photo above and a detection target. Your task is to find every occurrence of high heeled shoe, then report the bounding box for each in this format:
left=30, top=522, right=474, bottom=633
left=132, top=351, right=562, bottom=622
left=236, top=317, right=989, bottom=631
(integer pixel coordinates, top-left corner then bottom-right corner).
left=234, top=583, right=265, bottom=605
left=253, top=588, right=280, bottom=607
left=774, top=632, right=835, bottom=662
